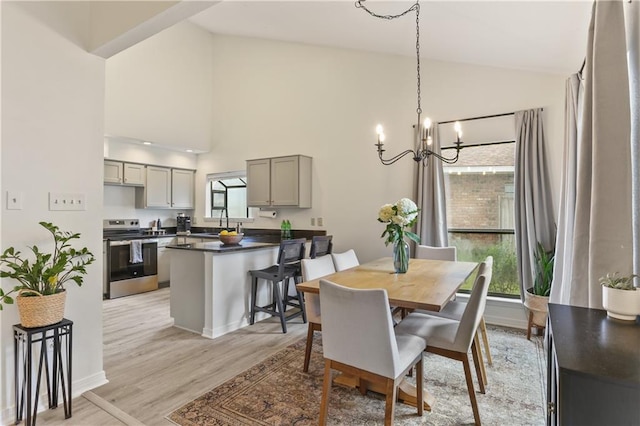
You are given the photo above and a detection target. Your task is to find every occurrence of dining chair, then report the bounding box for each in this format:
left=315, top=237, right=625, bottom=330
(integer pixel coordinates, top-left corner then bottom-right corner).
left=420, top=257, right=494, bottom=387
left=248, top=238, right=307, bottom=333
left=394, top=257, right=493, bottom=426
left=415, top=244, right=457, bottom=261
left=318, top=279, right=426, bottom=426
left=414, top=244, right=492, bottom=385
left=300, top=255, right=336, bottom=372
left=310, top=235, right=333, bottom=259
left=331, top=249, right=359, bottom=271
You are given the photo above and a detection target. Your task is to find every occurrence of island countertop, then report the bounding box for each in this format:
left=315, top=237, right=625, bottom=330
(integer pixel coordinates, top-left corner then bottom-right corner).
left=167, top=241, right=278, bottom=253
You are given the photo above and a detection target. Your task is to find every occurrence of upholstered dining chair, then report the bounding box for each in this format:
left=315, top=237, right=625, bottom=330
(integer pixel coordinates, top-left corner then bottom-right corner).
left=415, top=244, right=457, bottom=261
left=420, top=257, right=494, bottom=387
left=394, top=256, right=493, bottom=426
left=318, top=279, right=426, bottom=426
left=414, top=245, right=493, bottom=385
left=300, top=255, right=336, bottom=372
left=248, top=238, right=307, bottom=333
left=310, top=235, right=333, bottom=259
left=331, top=249, right=359, bottom=271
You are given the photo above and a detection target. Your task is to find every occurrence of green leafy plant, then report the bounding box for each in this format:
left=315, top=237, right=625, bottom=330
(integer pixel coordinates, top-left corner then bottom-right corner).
left=599, top=272, right=637, bottom=291
left=0, top=222, right=95, bottom=310
left=532, top=242, right=554, bottom=297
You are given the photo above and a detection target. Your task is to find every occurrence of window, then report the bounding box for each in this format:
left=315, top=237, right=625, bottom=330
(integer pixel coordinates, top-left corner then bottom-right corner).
left=442, top=117, right=518, bottom=297
left=205, top=171, right=254, bottom=223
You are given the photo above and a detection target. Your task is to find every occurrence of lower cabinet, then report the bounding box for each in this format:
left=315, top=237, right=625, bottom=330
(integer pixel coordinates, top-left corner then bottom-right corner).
left=157, top=237, right=175, bottom=285
left=547, top=303, right=640, bottom=425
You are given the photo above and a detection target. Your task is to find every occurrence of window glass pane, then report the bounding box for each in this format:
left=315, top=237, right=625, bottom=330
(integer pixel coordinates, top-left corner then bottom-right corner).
left=443, top=142, right=518, bottom=297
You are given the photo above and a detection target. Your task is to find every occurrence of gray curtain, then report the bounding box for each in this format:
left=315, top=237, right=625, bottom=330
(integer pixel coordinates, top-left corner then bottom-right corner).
left=415, top=123, right=449, bottom=247
left=549, top=75, right=582, bottom=304
left=569, top=0, right=633, bottom=308
left=514, top=109, right=556, bottom=300
left=624, top=0, right=640, bottom=288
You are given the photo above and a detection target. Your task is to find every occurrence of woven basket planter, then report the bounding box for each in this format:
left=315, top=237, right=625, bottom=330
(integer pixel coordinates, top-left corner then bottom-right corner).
left=16, top=291, right=66, bottom=328
left=524, top=289, right=549, bottom=327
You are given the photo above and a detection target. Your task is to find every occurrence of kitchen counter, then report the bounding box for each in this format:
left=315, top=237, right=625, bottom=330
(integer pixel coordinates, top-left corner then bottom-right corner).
left=167, top=240, right=285, bottom=339
left=167, top=241, right=277, bottom=253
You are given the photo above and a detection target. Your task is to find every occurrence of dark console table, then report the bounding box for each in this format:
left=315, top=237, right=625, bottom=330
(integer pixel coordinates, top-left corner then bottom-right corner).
left=546, top=304, right=640, bottom=425
left=13, top=319, right=73, bottom=425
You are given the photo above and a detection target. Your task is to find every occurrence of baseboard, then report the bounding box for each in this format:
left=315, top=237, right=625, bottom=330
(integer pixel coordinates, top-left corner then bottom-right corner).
left=454, top=294, right=529, bottom=330
left=0, top=371, right=108, bottom=425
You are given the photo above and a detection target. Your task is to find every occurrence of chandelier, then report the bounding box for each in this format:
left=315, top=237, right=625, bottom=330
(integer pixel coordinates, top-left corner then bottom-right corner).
left=356, top=0, right=464, bottom=166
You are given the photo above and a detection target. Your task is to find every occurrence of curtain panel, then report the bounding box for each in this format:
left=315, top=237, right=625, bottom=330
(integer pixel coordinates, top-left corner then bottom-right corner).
left=569, top=0, right=633, bottom=308
left=514, top=109, right=556, bottom=300
left=549, top=75, right=582, bottom=305
left=415, top=123, right=449, bottom=247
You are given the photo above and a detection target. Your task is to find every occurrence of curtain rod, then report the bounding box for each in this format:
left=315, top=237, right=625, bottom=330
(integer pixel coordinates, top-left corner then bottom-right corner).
left=438, top=109, right=544, bottom=125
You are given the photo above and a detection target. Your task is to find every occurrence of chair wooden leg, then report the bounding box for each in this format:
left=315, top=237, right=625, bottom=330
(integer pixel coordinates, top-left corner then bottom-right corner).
left=471, top=339, right=486, bottom=394
left=273, top=281, right=287, bottom=333
left=319, top=360, right=332, bottom=426
left=473, top=333, right=488, bottom=387
left=527, top=311, right=533, bottom=340
left=462, top=355, right=482, bottom=426
left=383, top=378, right=397, bottom=426
left=415, top=356, right=424, bottom=417
left=479, top=317, right=492, bottom=366
left=250, top=277, right=258, bottom=325
left=303, top=323, right=315, bottom=372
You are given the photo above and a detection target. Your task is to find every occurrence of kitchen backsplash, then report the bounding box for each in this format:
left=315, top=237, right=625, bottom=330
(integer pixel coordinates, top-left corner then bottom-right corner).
left=104, top=185, right=193, bottom=228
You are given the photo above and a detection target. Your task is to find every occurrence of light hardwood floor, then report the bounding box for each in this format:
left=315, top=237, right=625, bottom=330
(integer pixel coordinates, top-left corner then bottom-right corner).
left=37, top=288, right=307, bottom=425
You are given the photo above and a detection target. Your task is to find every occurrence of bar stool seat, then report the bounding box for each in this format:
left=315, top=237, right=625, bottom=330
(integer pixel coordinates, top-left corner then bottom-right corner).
left=249, top=238, right=307, bottom=333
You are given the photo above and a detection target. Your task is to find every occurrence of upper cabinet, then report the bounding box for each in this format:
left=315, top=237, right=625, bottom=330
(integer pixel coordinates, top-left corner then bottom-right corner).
left=135, top=166, right=195, bottom=209
left=246, top=155, right=312, bottom=208
left=171, top=169, right=195, bottom=209
left=104, top=161, right=145, bottom=186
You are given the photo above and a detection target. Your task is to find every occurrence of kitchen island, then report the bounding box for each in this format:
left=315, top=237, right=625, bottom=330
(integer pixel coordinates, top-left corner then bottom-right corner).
left=167, top=241, right=281, bottom=339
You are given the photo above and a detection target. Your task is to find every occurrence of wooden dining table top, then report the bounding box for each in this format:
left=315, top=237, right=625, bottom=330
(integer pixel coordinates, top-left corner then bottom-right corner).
left=296, top=257, right=479, bottom=312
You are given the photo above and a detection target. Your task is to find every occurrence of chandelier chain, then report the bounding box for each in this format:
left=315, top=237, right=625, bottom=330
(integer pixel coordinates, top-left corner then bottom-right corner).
left=355, top=1, right=422, bottom=116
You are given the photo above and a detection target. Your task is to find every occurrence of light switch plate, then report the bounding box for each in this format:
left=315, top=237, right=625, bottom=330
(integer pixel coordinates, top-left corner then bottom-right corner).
left=49, top=192, right=86, bottom=211
left=7, top=191, right=23, bottom=210
left=317, top=217, right=324, bottom=226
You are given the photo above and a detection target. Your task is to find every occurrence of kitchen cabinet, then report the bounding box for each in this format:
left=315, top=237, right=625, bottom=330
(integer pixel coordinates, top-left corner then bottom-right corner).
left=123, top=163, right=145, bottom=186
left=103, top=161, right=145, bottom=186
left=157, top=237, right=175, bottom=284
left=246, top=155, right=311, bottom=208
left=136, top=167, right=194, bottom=209
left=104, top=160, right=123, bottom=184
left=171, top=169, right=195, bottom=209
left=546, top=304, right=640, bottom=425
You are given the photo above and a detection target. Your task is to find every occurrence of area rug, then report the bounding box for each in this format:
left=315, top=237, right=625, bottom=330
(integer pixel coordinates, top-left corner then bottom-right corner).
left=167, top=326, right=545, bottom=425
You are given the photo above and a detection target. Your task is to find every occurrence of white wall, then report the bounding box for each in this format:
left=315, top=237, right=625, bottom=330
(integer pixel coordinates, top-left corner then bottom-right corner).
left=195, top=34, right=566, bottom=263
left=1, top=1, right=106, bottom=418
left=104, top=21, right=213, bottom=152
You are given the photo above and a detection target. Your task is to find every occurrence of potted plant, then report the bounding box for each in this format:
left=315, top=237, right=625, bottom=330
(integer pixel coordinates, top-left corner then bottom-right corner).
left=0, top=222, right=95, bottom=327
left=524, top=242, right=554, bottom=337
left=378, top=198, right=420, bottom=273
left=600, top=272, right=640, bottom=321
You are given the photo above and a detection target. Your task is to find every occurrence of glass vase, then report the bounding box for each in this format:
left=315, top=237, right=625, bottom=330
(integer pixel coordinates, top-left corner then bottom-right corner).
left=393, top=239, right=410, bottom=274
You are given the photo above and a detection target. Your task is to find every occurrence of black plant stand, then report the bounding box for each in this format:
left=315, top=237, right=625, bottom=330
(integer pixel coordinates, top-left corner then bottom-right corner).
left=13, top=319, right=73, bottom=426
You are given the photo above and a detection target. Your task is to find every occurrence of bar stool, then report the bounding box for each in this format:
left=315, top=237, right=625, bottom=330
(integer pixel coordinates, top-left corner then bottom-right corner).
left=249, top=238, right=307, bottom=333
left=309, top=235, right=332, bottom=259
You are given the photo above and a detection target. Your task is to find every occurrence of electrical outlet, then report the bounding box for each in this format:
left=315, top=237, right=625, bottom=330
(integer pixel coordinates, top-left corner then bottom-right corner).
left=49, top=192, right=86, bottom=211
left=311, top=218, right=316, bottom=226
left=317, top=217, right=324, bottom=227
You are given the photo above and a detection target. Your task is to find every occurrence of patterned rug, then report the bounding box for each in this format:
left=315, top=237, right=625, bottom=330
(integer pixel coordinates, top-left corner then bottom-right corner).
left=167, top=326, right=545, bottom=425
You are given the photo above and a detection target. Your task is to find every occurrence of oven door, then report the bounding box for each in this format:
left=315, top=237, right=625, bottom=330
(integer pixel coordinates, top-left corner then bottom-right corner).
left=108, top=239, right=158, bottom=298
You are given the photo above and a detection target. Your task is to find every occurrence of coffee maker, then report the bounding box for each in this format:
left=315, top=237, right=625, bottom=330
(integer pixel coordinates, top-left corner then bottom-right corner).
left=176, top=214, right=191, bottom=234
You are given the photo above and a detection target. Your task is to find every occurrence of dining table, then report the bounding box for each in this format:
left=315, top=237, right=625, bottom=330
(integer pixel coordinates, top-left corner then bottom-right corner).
left=296, top=256, right=479, bottom=411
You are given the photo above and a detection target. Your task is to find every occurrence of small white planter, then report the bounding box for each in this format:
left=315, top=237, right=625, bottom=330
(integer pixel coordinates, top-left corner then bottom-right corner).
left=602, top=286, right=640, bottom=321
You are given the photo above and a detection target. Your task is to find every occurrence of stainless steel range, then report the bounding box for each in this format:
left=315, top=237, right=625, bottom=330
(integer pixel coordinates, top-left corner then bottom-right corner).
left=103, top=219, right=158, bottom=299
